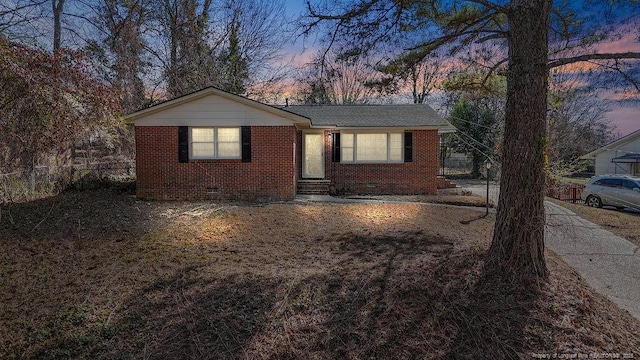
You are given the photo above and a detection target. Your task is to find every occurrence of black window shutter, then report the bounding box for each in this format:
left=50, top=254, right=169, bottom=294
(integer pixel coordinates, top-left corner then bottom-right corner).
left=241, top=126, right=251, bottom=162
left=332, top=132, right=341, bottom=162
left=178, top=126, right=189, bottom=163
left=404, top=131, right=413, bottom=162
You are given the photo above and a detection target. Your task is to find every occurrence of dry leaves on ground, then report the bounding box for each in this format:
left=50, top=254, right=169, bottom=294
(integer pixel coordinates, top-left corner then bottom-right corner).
left=0, top=189, right=639, bottom=359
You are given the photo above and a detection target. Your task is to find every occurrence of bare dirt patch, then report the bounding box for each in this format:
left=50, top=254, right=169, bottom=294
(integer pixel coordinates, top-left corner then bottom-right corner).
left=548, top=199, right=640, bottom=247
left=1, top=189, right=639, bottom=359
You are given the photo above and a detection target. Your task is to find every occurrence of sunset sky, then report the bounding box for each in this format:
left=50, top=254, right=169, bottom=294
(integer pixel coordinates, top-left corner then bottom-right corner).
left=284, top=1, right=640, bottom=136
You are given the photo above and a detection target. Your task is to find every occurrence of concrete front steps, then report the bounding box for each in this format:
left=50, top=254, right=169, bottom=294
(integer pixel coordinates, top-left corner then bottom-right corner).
left=297, top=179, right=331, bottom=195
left=437, top=176, right=457, bottom=189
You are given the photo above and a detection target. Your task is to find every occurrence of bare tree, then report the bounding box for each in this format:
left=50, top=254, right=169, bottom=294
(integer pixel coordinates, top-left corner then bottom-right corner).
left=297, top=50, right=381, bottom=104
left=215, top=9, right=248, bottom=94
left=221, top=0, right=288, bottom=97
left=51, top=0, right=64, bottom=50
left=547, top=71, right=617, bottom=176
left=408, top=59, right=440, bottom=104
left=90, top=0, right=150, bottom=112
left=151, top=0, right=216, bottom=97
left=0, top=0, right=47, bottom=38
left=148, top=0, right=288, bottom=98
left=1, top=0, right=102, bottom=51
left=374, top=51, right=444, bottom=104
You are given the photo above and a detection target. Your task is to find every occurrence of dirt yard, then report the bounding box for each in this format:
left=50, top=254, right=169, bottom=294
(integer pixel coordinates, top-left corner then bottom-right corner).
left=1, top=189, right=639, bottom=359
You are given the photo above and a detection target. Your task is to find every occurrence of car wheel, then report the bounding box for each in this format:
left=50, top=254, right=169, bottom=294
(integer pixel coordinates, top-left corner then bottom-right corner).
left=586, top=195, right=603, bottom=208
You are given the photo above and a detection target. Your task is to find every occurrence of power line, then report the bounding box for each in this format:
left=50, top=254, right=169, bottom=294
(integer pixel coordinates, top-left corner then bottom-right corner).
left=454, top=129, right=494, bottom=155
left=447, top=114, right=498, bottom=131
left=451, top=132, right=496, bottom=163
left=447, top=122, right=497, bottom=155
left=449, top=115, right=639, bottom=158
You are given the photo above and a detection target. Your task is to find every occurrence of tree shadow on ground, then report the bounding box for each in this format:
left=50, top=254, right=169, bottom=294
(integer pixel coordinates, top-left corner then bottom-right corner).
left=32, top=267, right=281, bottom=359
left=29, top=229, right=553, bottom=359
left=0, top=188, right=160, bottom=242
left=440, top=261, right=544, bottom=359
left=120, top=270, right=281, bottom=359
left=302, top=231, right=549, bottom=359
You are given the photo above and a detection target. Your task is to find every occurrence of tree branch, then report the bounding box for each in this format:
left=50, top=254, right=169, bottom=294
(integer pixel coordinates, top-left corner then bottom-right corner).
left=465, top=0, right=506, bottom=13
left=305, top=0, right=378, bottom=21
left=548, top=52, right=640, bottom=69
left=475, top=32, right=507, bottom=43
left=482, top=58, right=508, bottom=84
left=596, top=59, right=640, bottom=93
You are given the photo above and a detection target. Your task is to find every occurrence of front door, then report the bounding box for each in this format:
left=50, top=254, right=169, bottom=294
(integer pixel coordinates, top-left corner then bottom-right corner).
left=303, top=133, right=324, bottom=178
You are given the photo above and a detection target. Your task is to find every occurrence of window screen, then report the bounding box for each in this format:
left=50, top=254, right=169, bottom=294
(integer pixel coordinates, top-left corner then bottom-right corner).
left=190, top=127, right=241, bottom=159
left=340, top=132, right=403, bottom=163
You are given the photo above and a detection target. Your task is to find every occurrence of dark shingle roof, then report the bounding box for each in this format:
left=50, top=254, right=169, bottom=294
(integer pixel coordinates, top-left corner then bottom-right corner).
left=283, top=104, right=454, bottom=129
left=612, top=153, right=640, bottom=163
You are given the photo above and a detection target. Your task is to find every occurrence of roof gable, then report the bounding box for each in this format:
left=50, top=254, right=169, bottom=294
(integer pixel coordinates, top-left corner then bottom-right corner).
left=581, top=129, right=640, bottom=159
left=127, top=87, right=310, bottom=127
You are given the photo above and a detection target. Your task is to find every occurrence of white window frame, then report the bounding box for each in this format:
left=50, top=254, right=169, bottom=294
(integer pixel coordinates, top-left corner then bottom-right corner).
left=189, top=127, right=241, bottom=160
left=341, top=131, right=404, bottom=164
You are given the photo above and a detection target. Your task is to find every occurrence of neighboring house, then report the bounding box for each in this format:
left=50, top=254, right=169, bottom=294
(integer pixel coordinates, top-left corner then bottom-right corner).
left=580, top=129, right=640, bottom=176
left=126, top=87, right=456, bottom=201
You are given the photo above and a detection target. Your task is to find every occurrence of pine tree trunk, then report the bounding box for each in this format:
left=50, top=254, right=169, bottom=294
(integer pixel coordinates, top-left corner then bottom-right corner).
left=489, top=0, right=552, bottom=278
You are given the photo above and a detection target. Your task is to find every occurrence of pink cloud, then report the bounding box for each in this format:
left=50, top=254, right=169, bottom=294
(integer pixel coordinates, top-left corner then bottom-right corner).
left=594, top=28, right=640, bottom=54
left=605, top=106, right=640, bottom=136
left=600, top=89, right=640, bottom=102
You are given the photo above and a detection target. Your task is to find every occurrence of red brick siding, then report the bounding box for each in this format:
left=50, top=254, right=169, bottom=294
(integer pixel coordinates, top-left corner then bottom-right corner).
left=298, top=130, right=440, bottom=195
left=136, top=126, right=298, bottom=201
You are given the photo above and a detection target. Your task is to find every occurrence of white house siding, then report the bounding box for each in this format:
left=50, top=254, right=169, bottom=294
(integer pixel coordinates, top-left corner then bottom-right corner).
left=135, top=93, right=300, bottom=127
left=595, top=152, right=629, bottom=174
left=594, top=135, right=640, bottom=175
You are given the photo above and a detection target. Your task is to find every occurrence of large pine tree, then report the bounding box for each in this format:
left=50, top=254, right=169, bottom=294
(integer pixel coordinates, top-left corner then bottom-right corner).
left=303, top=0, right=640, bottom=279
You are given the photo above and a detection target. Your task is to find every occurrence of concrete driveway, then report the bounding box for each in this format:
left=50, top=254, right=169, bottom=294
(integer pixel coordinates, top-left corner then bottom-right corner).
left=457, top=180, right=640, bottom=321
left=455, top=179, right=500, bottom=207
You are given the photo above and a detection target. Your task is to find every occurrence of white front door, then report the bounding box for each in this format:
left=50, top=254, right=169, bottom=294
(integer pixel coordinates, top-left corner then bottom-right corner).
left=303, top=133, right=324, bottom=178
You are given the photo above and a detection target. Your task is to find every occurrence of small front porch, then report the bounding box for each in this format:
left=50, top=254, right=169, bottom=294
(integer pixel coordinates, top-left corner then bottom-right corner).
left=297, top=179, right=331, bottom=195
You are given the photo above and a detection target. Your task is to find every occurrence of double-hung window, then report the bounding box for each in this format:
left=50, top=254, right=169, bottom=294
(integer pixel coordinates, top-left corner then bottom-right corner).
left=190, top=127, right=241, bottom=159
left=341, top=132, right=403, bottom=163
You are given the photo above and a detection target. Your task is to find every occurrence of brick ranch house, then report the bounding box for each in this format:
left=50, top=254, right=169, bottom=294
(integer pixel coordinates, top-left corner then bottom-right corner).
left=126, top=87, right=456, bottom=201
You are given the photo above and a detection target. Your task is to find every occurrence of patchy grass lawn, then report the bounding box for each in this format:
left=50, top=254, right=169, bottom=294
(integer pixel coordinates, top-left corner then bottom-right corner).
left=548, top=199, right=640, bottom=247
left=1, top=189, right=639, bottom=359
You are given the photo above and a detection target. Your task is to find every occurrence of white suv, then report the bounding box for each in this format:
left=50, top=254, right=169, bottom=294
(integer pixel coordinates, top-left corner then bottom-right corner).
left=581, top=175, right=640, bottom=210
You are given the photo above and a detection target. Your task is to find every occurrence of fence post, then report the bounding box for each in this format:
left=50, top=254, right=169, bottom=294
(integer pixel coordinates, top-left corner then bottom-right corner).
left=572, top=187, right=577, bottom=203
